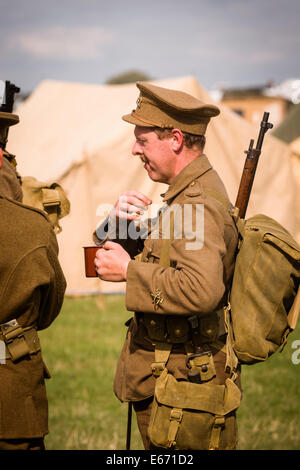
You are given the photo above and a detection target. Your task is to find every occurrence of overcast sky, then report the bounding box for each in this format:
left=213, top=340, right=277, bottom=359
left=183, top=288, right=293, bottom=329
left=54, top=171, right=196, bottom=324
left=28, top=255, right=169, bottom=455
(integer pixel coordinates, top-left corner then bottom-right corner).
left=1, top=0, right=299, bottom=94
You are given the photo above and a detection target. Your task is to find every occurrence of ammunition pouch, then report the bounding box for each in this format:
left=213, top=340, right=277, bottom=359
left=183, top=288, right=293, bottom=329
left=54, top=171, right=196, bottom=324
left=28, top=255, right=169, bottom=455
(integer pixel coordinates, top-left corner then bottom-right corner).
left=148, top=343, right=241, bottom=450
left=0, top=319, right=40, bottom=362
left=141, top=310, right=224, bottom=345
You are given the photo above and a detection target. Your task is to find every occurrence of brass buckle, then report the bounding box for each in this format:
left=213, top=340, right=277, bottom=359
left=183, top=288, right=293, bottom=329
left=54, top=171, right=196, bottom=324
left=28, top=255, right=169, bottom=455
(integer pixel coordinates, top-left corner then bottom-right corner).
left=170, top=408, right=183, bottom=423
left=0, top=319, right=23, bottom=342
left=151, top=362, right=165, bottom=377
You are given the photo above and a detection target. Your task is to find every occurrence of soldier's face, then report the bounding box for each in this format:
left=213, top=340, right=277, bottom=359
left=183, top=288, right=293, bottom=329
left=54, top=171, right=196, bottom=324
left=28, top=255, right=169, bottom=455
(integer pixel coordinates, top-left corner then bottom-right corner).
left=0, top=148, right=3, bottom=169
left=132, top=126, right=176, bottom=184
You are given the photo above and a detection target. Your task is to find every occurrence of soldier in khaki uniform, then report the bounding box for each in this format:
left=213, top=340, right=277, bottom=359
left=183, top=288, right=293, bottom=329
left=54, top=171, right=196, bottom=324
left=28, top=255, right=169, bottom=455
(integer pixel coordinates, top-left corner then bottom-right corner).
left=0, top=112, right=66, bottom=450
left=95, top=82, right=241, bottom=450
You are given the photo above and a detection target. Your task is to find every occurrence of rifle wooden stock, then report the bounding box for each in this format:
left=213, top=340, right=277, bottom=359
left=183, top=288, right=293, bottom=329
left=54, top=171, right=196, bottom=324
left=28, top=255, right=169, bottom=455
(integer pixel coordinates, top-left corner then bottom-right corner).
left=235, top=112, right=273, bottom=219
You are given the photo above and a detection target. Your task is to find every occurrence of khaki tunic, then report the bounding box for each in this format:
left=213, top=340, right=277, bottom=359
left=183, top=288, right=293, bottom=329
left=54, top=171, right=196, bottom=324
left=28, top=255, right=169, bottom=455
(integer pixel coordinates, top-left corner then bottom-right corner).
left=114, top=155, right=238, bottom=402
left=0, top=195, right=66, bottom=438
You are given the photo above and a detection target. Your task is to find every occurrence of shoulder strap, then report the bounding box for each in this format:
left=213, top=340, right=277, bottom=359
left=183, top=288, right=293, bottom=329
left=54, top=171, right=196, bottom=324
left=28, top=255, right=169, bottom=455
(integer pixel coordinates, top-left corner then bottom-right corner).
left=287, top=286, right=300, bottom=330
left=151, top=342, right=172, bottom=377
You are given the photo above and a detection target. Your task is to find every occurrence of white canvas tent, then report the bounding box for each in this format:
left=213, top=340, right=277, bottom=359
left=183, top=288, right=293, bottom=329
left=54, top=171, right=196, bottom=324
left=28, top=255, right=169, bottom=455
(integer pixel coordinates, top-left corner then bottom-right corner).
left=290, top=138, right=300, bottom=242
left=8, top=76, right=298, bottom=295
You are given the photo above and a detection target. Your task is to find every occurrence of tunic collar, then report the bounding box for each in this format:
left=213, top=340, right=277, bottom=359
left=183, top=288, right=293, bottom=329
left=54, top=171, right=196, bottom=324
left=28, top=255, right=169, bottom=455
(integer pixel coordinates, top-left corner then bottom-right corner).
left=163, top=154, right=212, bottom=202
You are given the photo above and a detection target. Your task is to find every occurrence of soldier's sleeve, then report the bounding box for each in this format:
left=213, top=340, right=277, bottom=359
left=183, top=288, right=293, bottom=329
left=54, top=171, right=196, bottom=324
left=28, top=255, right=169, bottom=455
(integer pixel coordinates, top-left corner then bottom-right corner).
left=94, top=214, right=145, bottom=258
left=2, top=225, right=66, bottom=330
left=125, top=196, right=233, bottom=316
left=37, top=228, right=67, bottom=329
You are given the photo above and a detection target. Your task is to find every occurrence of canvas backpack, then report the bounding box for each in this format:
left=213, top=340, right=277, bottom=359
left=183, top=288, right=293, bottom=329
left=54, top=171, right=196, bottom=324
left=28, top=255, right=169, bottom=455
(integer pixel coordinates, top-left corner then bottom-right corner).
left=226, top=211, right=300, bottom=366
left=158, top=187, right=300, bottom=367
left=21, top=176, right=70, bottom=234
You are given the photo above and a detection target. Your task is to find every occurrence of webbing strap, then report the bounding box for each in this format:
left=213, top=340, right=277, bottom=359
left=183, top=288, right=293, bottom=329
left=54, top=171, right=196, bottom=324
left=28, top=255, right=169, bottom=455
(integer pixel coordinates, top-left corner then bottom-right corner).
left=41, top=187, right=63, bottom=234
left=209, top=415, right=225, bottom=450
left=280, top=286, right=300, bottom=351
left=42, top=188, right=61, bottom=208
left=224, top=304, right=239, bottom=378
left=166, top=408, right=183, bottom=448
left=287, top=285, right=300, bottom=330
left=151, top=342, right=172, bottom=377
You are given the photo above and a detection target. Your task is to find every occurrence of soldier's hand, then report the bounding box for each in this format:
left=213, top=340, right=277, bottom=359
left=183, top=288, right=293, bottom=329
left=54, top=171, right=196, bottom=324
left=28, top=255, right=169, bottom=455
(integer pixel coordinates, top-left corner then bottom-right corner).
left=94, top=241, right=131, bottom=282
left=114, top=190, right=152, bottom=221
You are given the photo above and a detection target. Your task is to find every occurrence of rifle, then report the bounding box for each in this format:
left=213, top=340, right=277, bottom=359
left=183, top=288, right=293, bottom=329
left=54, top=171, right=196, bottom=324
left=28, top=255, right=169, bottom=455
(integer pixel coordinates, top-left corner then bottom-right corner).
left=0, top=80, right=20, bottom=114
left=235, top=112, right=273, bottom=219
left=0, top=80, right=20, bottom=151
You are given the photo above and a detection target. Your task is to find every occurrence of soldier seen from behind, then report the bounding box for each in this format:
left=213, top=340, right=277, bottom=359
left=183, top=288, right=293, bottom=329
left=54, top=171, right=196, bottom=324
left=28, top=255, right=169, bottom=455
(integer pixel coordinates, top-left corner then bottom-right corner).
left=0, top=81, right=66, bottom=450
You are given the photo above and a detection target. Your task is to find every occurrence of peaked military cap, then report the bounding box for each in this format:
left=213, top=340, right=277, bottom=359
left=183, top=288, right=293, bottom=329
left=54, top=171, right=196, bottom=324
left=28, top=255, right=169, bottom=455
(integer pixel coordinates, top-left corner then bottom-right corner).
left=122, top=82, right=220, bottom=135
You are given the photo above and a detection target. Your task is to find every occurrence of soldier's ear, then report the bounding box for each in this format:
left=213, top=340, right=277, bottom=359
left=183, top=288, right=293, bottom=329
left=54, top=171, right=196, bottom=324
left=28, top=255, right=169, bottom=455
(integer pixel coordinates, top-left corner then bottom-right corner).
left=170, top=128, right=184, bottom=152
left=0, top=148, right=3, bottom=169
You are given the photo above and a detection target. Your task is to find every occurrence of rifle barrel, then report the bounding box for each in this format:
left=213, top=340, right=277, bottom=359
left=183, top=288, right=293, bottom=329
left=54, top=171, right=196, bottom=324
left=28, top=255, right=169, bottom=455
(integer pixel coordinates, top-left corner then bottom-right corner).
left=235, top=112, right=273, bottom=219
left=256, top=112, right=273, bottom=150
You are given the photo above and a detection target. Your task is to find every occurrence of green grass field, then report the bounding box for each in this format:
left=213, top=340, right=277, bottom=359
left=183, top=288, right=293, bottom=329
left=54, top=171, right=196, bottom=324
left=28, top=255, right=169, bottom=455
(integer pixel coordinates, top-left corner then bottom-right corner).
left=39, top=295, right=300, bottom=450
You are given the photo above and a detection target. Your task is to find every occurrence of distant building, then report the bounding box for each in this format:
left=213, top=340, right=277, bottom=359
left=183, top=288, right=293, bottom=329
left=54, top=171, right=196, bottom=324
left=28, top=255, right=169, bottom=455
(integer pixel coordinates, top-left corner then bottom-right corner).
left=210, top=79, right=300, bottom=128
left=221, top=86, right=291, bottom=127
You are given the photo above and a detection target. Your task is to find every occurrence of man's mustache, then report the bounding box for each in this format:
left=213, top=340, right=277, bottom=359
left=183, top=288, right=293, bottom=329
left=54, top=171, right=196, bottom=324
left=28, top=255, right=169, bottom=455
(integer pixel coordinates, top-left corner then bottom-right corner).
left=139, top=155, right=148, bottom=164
